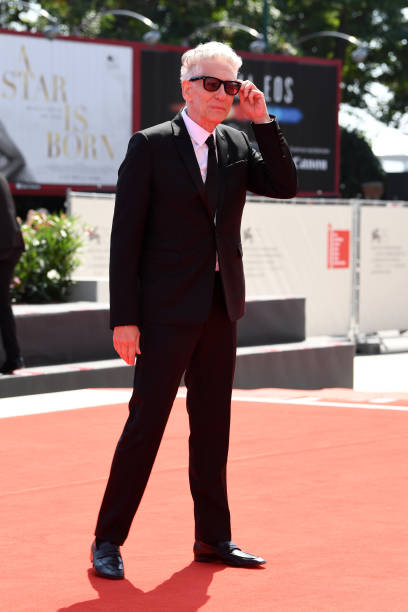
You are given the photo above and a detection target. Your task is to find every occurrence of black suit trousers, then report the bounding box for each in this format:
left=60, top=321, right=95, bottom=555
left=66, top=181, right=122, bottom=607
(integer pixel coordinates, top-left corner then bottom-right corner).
left=95, top=274, right=237, bottom=546
left=0, top=248, right=22, bottom=361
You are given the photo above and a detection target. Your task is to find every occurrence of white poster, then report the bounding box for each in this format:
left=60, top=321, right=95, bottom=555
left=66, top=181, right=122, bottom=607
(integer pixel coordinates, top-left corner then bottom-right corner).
left=0, top=33, right=132, bottom=186
left=242, top=200, right=353, bottom=336
left=359, top=205, right=408, bottom=333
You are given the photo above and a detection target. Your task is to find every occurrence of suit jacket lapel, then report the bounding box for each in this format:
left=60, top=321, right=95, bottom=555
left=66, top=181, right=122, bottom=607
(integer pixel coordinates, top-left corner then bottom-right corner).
left=171, top=113, right=214, bottom=219
left=216, top=128, right=229, bottom=168
left=215, top=128, right=228, bottom=217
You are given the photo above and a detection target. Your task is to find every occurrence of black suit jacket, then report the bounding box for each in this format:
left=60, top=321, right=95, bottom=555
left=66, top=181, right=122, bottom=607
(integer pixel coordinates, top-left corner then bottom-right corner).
left=0, top=173, right=24, bottom=255
left=109, top=113, right=297, bottom=328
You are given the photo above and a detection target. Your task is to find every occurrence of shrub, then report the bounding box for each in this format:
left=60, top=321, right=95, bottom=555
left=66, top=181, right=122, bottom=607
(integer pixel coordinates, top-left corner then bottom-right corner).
left=340, top=127, right=385, bottom=198
left=11, top=211, right=83, bottom=303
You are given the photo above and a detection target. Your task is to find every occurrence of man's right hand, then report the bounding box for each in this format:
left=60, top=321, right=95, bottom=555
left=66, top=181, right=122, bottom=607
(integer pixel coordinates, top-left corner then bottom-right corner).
left=113, top=325, right=141, bottom=365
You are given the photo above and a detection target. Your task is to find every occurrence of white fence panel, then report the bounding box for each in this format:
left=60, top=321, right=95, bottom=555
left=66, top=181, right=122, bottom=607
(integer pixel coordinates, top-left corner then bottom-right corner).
left=67, top=192, right=408, bottom=339
left=67, top=191, right=114, bottom=279
left=359, top=205, right=408, bottom=334
left=242, top=199, right=352, bottom=336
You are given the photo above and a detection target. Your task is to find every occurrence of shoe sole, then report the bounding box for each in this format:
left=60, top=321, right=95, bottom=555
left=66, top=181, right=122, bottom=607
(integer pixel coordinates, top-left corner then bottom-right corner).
left=194, top=552, right=265, bottom=567
left=93, top=568, right=124, bottom=580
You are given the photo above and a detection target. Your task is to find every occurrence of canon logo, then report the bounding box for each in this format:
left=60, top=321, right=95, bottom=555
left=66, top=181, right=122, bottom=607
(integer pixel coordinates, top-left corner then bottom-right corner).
left=293, top=156, right=328, bottom=171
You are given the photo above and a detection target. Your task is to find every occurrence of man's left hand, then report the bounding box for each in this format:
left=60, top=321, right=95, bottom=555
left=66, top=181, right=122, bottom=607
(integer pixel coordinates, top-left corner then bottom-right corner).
left=238, top=80, right=270, bottom=124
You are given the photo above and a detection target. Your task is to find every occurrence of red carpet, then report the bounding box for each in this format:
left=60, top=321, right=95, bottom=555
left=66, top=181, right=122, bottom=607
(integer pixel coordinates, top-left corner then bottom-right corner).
left=1, top=390, right=408, bottom=611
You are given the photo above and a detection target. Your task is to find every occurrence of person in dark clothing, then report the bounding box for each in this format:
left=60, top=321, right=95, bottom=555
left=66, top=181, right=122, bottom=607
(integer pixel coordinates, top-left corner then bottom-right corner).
left=91, top=41, right=297, bottom=579
left=0, top=120, right=35, bottom=183
left=0, top=172, right=24, bottom=374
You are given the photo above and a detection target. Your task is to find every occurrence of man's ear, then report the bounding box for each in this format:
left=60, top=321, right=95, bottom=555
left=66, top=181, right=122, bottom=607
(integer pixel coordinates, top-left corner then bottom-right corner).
left=181, top=79, right=191, bottom=102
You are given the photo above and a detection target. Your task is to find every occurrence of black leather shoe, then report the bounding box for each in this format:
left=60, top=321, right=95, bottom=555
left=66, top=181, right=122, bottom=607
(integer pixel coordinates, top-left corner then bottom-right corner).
left=90, top=540, right=124, bottom=579
left=194, top=540, right=266, bottom=567
left=0, top=357, right=24, bottom=375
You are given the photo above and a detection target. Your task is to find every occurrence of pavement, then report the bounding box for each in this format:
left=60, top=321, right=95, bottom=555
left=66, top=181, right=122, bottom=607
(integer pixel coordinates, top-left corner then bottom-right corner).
left=354, top=352, right=408, bottom=392
left=354, top=332, right=408, bottom=393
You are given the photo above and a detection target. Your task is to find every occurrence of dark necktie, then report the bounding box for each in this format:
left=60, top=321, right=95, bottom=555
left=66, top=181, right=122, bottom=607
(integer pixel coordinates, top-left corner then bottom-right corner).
left=205, top=134, right=218, bottom=217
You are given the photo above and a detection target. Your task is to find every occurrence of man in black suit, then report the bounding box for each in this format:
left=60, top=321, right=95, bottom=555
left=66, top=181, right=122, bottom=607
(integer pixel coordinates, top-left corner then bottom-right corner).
left=0, top=172, right=24, bottom=374
left=91, top=41, right=297, bottom=579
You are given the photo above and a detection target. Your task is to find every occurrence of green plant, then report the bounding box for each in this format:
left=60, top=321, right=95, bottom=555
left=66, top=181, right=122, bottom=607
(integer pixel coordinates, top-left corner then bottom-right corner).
left=11, top=211, right=83, bottom=303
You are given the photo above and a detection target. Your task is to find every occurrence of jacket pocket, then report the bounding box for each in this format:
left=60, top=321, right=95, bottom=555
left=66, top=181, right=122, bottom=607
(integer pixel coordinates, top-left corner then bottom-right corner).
left=224, top=159, right=248, bottom=169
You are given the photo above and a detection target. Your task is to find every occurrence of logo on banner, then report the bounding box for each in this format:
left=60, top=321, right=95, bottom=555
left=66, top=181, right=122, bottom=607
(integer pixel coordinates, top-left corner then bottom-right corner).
left=371, top=228, right=384, bottom=243
left=327, top=224, right=350, bottom=269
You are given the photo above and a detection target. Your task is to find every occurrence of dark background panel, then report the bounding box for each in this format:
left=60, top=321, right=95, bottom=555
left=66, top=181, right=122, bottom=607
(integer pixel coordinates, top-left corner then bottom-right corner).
left=385, top=172, right=408, bottom=200
left=236, top=58, right=338, bottom=193
left=140, top=49, right=184, bottom=127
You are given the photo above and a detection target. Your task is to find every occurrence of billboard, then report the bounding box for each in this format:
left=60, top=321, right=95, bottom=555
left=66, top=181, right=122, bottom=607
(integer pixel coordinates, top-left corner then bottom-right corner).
left=140, top=48, right=341, bottom=196
left=0, top=32, right=133, bottom=192
left=0, top=32, right=340, bottom=196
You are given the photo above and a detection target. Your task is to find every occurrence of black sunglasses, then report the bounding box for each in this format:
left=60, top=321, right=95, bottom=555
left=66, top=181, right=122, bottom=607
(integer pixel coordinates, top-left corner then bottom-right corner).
left=189, top=76, right=242, bottom=96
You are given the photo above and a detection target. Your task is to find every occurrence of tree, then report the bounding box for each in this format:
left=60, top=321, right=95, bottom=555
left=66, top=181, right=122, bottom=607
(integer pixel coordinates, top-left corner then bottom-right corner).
left=274, top=0, right=408, bottom=128
left=2, top=0, right=407, bottom=127
left=340, top=127, right=385, bottom=198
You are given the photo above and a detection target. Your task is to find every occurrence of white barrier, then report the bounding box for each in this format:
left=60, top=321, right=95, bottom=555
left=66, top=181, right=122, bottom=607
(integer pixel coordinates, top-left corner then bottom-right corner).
left=66, top=190, right=114, bottom=280
left=66, top=191, right=408, bottom=339
left=242, top=199, right=352, bottom=336
left=358, top=203, right=408, bottom=335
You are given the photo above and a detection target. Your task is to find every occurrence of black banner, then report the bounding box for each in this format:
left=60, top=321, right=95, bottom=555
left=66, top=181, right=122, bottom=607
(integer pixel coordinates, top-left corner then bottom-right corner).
left=140, top=48, right=340, bottom=195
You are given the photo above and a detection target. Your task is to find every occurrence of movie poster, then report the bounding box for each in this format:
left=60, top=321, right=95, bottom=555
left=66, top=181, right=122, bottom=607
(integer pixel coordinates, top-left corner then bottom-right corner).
left=0, top=33, right=133, bottom=187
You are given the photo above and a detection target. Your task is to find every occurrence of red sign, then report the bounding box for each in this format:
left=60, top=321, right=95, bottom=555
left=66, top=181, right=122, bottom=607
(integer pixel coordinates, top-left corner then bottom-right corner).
left=327, top=224, right=350, bottom=268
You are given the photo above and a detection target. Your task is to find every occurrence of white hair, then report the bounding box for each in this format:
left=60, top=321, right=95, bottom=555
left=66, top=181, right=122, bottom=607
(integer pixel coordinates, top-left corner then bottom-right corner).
left=180, top=41, right=242, bottom=82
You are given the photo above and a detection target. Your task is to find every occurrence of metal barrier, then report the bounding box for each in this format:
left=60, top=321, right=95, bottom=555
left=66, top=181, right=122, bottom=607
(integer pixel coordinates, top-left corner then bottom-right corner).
left=68, top=191, right=408, bottom=342
left=245, top=196, right=408, bottom=342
